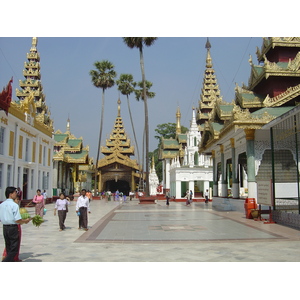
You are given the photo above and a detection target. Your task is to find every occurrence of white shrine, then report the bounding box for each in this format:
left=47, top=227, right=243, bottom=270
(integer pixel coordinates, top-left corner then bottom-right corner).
left=159, top=107, right=213, bottom=199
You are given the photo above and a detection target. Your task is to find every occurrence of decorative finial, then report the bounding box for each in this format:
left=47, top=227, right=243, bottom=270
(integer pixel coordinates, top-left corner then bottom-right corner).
left=117, top=98, right=121, bottom=117
left=205, top=38, right=212, bottom=68
left=205, top=37, right=211, bottom=50
left=31, top=37, right=38, bottom=51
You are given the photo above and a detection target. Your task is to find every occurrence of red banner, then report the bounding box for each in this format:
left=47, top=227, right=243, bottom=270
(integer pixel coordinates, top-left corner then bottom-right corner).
left=0, top=77, right=13, bottom=115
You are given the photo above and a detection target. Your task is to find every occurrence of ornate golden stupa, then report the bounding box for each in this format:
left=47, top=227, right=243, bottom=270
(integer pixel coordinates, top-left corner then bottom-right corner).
left=97, top=99, right=143, bottom=194
left=10, top=37, right=54, bottom=136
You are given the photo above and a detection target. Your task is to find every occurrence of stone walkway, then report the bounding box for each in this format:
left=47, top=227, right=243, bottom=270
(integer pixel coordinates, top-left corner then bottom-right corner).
left=1, top=198, right=300, bottom=262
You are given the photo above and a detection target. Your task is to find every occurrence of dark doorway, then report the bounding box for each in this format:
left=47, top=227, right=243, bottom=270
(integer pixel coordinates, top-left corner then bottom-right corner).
left=105, top=180, right=130, bottom=195
left=23, top=172, right=28, bottom=200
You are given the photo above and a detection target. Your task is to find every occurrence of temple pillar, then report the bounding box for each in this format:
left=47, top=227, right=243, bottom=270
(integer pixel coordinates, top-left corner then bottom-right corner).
left=53, top=160, right=58, bottom=189
left=98, top=170, right=101, bottom=195
left=176, top=180, right=181, bottom=199
left=188, top=180, right=194, bottom=198
left=212, top=150, right=218, bottom=197
left=162, top=160, right=166, bottom=190
left=245, top=129, right=257, bottom=200
left=230, top=138, right=239, bottom=198
left=131, top=170, right=136, bottom=192
left=165, top=158, right=171, bottom=190
left=220, top=145, right=227, bottom=197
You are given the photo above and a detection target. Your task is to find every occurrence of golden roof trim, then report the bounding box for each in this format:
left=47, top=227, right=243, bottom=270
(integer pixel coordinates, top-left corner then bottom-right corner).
left=264, top=83, right=300, bottom=107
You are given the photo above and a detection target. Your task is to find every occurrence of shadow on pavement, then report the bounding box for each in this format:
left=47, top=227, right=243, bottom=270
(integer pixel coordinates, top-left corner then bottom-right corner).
left=20, top=252, right=51, bottom=262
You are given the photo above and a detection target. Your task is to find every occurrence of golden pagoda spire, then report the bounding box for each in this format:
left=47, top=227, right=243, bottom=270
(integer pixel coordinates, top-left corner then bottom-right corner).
left=101, top=98, right=134, bottom=158
left=16, top=37, right=53, bottom=131
left=176, top=106, right=181, bottom=134
left=197, top=38, right=223, bottom=130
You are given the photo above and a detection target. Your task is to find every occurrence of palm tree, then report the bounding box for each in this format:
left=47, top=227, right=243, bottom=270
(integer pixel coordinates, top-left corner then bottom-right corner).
left=89, top=60, right=116, bottom=194
left=134, top=80, right=156, bottom=101
left=122, top=37, right=157, bottom=196
left=135, top=80, right=155, bottom=192
left=116, top=74, right=140, bottom=165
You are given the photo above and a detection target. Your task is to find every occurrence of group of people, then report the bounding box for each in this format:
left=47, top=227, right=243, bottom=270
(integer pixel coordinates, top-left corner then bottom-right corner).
left=100, top=190, right=135, bottom=202
left=0, top=186, right=92, bottom=262
left=54, top=188, right=91, bottom=232
left=185, top=189, right=210, bottom=205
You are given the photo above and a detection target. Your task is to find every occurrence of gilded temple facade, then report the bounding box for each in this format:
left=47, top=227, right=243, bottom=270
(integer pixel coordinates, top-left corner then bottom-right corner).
left=198, top=37, right=300, bottom=209
left=0, top=38, right=55, bottom=200
left=97, top=99, right=143, bottom=195
left=53, top=118, right=93, bottom=195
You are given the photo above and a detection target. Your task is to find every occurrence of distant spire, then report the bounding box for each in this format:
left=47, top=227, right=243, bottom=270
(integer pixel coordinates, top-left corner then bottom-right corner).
left=66, top=117, right=70, bottom=133
left=176, top=106, right=181, bottom=134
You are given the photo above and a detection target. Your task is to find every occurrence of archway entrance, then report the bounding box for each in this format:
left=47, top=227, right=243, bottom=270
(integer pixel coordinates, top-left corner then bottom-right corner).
left=105, top=180, right=130, bottom=195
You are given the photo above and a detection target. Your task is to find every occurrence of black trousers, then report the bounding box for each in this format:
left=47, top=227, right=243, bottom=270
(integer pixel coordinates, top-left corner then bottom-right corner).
left=78, top=207, right=88, bottom=229
left=2, top=225, right=19, bottom=262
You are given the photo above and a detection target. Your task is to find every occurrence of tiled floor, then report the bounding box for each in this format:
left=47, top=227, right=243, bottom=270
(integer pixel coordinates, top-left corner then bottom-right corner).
left=1, top=198, right=300, bottom=262
left=78, top=205, right=280, bottom=243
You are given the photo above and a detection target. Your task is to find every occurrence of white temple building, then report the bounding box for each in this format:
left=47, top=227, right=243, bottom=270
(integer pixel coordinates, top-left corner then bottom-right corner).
left=159, top=107, right=213, bottom=199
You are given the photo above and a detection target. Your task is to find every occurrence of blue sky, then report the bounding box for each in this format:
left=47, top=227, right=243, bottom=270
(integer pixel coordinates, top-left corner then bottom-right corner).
left=1, top=36, right=264, bottom=162
left=0, top=2, right=295, bottom=164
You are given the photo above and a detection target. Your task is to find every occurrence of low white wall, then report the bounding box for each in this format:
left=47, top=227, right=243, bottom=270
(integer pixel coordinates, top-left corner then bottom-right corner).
left=212, top=197, right=245, bottom=213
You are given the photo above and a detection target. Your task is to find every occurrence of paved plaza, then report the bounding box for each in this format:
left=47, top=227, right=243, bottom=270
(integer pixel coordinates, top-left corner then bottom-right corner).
left=1, top=198, right=300, bottom=262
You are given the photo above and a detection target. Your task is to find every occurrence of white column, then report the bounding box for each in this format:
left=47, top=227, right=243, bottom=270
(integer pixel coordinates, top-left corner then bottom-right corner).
left=162, top=160, right=166, bottom=189
left=189, top=180, right=194, bottom=198
left=13, top=122, right=19, bottom=186
left=176, top=180, right=181, bottom=199
left=165, top=158, right=171, bottom=190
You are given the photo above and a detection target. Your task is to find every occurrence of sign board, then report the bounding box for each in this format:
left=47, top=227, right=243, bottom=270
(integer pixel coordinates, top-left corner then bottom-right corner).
left=257, top=180, right=272, bottom=205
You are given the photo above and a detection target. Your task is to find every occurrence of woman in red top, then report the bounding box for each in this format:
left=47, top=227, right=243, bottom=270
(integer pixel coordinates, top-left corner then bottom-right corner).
left=33, top=189, right=45, bottom=218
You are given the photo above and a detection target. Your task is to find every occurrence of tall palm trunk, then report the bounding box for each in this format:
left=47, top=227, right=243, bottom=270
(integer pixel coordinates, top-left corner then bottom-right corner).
left=126, top=94, right=140, bottom=167
left=126, top=93, right=143, bottom=190
left=94, top=89, right=105, bottom=195
left=139, top=46, right=150, bottom=196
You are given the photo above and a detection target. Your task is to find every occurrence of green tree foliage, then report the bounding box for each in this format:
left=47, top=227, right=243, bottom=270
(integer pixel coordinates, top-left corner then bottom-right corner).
left=155, top=123, right=188, bottom=145
left=152, top=123, right=188, bottom=182
left=134, top=80, right=155, bottom=101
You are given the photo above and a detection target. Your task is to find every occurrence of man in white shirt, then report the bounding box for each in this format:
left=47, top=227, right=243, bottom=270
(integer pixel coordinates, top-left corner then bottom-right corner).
left=75, top=189, right=91, bottom=231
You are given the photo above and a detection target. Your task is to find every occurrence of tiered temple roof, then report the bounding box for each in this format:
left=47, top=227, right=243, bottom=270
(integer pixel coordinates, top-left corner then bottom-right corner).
left=196, top=38, right=233, bottom=132
left=159, top=106, right=187, bottom=161
left=8, top=37, right=53, bottom=137
left=53, top=118, right=90, bottom=164
left=200, top=37, right=300, bottom=152
left=98, top=99, right=140, bottom=170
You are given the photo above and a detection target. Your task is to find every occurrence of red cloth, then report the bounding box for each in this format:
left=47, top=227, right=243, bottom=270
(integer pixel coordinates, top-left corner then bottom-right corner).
left=0, top=78, right=13, bottom=115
